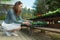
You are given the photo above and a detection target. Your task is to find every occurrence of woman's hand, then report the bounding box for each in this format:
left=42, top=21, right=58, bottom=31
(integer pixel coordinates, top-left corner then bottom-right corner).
left=22, top=21, right=31, bottom=26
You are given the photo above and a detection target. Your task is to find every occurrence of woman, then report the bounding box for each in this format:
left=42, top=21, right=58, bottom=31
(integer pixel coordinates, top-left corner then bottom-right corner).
left=2, top=1, right=30, bottom=36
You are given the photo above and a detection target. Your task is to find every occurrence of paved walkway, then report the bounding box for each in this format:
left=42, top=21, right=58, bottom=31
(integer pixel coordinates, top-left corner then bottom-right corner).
left=0, top=25, right=54, bottom=40
left=0, top=28, right=52, bottom=40
left=0, top=31, right=35, bottom=40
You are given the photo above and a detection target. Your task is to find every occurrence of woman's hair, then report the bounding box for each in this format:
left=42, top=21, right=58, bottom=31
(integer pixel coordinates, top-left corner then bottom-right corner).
left=13, top=1, right=22, bottom=15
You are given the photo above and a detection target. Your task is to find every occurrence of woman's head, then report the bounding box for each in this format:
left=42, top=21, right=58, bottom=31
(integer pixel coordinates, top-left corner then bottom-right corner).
left=13, top=1, right=22, bottom=15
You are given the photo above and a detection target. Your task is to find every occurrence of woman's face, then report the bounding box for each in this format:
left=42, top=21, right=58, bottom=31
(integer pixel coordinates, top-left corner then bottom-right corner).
left=18, top=4, right=23, bottom=11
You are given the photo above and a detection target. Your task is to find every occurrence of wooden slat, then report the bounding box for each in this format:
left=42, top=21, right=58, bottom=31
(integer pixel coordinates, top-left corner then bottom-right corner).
left=34, top=27, right=60, bottom=33
left=48, top=24, right=60, bottom=28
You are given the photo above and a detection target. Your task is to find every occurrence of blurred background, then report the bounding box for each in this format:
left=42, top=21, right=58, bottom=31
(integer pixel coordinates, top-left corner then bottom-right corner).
left=0, top=0, right=60, bottom=25
left=0, top=0, right=60, bottom=40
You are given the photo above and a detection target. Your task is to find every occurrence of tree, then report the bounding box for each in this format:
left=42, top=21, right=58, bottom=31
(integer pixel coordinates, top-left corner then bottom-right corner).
left=21, top=7, right=34, bottom=19
left=33, top=0, right=46, bottom=15
left=33, top=0, right=60, bottom=15
left=46, top=0, right=60, bottom=11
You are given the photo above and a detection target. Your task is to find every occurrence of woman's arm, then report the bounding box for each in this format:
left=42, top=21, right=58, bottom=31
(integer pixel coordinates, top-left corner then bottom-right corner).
left=8, top=9, right=23, bottom=24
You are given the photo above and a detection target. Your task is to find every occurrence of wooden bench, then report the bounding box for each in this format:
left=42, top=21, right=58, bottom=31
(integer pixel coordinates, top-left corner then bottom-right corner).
left=30, top=27, right=60, bottom=34
left=0, top=24, right=60, bottom=34
left=20, top=24, right=60, bottom=35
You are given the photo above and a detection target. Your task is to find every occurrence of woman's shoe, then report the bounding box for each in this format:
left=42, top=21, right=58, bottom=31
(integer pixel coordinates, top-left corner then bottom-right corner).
left=4, top=31, right=12, bottom=36
left=11, top=32, right=19, bottom=36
